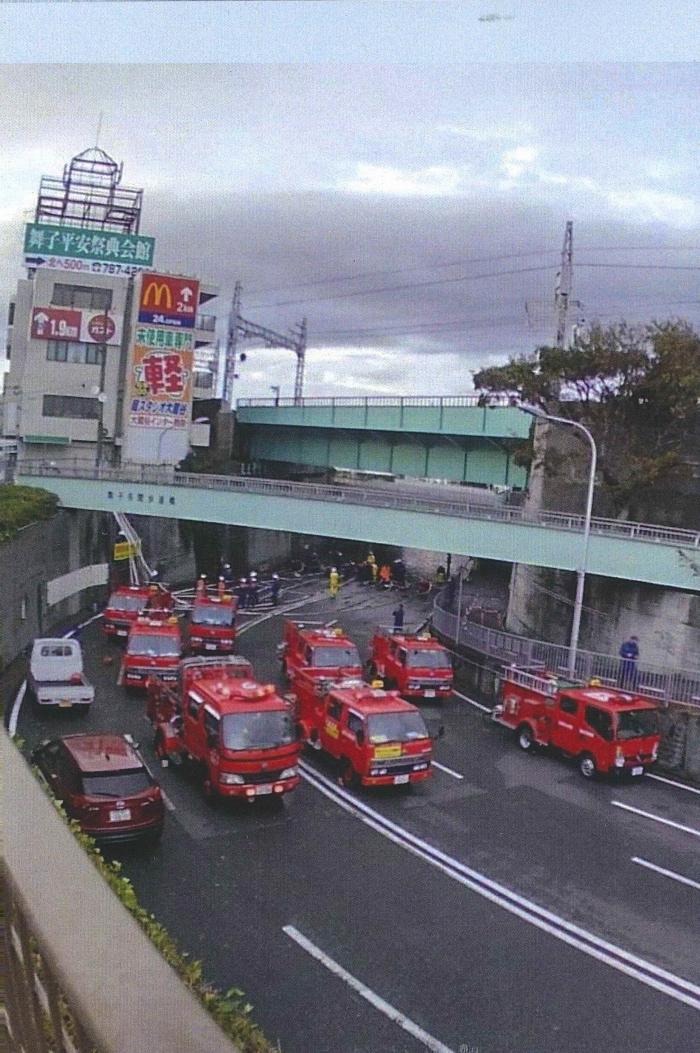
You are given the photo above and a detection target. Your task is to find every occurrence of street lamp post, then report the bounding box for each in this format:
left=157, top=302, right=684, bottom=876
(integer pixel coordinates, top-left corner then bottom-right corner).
left=519, top=404, right=597, bottom=678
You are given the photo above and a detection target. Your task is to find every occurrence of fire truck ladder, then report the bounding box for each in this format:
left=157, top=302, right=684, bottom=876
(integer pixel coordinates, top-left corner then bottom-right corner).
left=113, top=512, right=153, bottom=585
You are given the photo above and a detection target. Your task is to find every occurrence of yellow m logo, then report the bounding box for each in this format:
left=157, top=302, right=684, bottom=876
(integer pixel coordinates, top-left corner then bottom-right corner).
left=142, top=281, right=172, bottom=309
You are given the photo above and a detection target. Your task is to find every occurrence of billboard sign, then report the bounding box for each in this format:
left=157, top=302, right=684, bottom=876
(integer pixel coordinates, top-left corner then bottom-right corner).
left=133, top=324, right=194, bottom=351
left=24, top=223, right=155, bottom=270
left=31, top=307, right=122, bottom=344
left=128, top=343, right=194, bottom=430
left=138, top=273, right=199, bottom=329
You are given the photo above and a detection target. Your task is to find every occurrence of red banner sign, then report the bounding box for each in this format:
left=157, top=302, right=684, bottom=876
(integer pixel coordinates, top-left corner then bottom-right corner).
left=31, top=307, right=81, bottom=341
left=138, top=273, right=200, bottom=329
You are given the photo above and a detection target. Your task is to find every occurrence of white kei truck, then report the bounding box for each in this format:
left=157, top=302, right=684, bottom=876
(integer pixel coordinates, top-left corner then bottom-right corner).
left=28, top=638, right=95, bottom=714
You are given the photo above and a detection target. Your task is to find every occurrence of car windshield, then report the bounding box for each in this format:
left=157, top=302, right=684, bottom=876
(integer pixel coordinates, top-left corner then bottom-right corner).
left=221, top=711, right=295, bottom=750
left=81, top=769, right=152, bottom=797
left=127, top=633, right=180, bottom=657
left=616, top=709, right=659, bottom=740
left=368, top=711, right=429, bottom=743
left=407, top=648, right=451, bottom=669
left=109, top=594, right=145, bottom=612
left=192, top=603, right=233, bottom=626
left=311, top=646, right=360, bottom=668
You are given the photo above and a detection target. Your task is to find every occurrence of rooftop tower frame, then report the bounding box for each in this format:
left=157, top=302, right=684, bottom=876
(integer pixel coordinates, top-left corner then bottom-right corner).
left=34, top=147, right=143, bottom=234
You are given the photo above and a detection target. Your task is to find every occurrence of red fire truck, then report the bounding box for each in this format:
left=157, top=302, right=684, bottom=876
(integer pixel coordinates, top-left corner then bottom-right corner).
left=279, top=620, right=362, bottom=683
left=294, top=678, right=435, bottom=788
left=492, top=666, right=661, bottom=778
left=121, top=613, right=183, bottom=691
left=367, top=629, right=454, bottom=700
left=187, top=579, right=237, bottom=654
left=148, top=655, right=301, bottom=803
left=103, top=584, right=166, bottom=639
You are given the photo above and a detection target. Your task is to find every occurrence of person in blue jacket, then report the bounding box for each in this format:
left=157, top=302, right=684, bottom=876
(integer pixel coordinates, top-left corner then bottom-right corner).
left=619, top=635, right=640, bottom=689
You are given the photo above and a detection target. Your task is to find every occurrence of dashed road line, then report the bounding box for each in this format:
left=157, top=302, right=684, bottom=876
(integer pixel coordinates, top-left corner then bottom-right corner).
left=299, top=761, right=700, bottom=1012
left=283, top=925, right=457, bottom=1053
left=612, top=800, right=700, bottom=839
left=432, top=761, right=464, bottom=780
left=632, top=857, right=700, bottom=893
left=647, top=772, right=700, bottom=797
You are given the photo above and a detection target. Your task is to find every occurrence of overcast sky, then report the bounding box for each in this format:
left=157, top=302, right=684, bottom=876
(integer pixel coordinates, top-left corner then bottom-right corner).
left=1, top=4, right=699, bottom=399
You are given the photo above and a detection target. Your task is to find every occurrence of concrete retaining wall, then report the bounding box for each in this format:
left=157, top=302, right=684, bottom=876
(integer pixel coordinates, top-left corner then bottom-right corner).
left=0, top=509, right=195, bottom=667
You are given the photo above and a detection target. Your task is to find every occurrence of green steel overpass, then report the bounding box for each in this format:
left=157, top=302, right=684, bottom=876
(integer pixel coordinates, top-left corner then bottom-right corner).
left=17, top=462, right=700, bottom=592
left=235, top=396, right=530, bottom=488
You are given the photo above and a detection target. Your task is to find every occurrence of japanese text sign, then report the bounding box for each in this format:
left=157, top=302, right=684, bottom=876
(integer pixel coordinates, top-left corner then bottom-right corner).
left=128, top=344, right=193, bottom=430
left=138, top=273, right=200, bottom=329
left=30, top=307, right=122, bottom=345
left=24, top=223, right=155, bottom=268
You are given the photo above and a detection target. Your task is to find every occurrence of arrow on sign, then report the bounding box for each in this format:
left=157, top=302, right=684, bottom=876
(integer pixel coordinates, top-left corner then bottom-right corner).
left=180, top=287, right=193, bottom=303
left=34, top=312, right=49, bottom=326
left=25, top=257, right=46, bottom=266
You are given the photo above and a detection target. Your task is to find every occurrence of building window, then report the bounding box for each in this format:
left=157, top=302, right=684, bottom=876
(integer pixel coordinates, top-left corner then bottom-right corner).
left=47, top=340, right=104, bottom=365
left=7, top=302, right=15, bottom=325
left=42, top=395, right=99, bottom=420
left=51, top=283, right=113, bottom=310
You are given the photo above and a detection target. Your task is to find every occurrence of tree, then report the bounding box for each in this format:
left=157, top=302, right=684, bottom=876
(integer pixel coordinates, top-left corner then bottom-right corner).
left=473, top=321, right=700, bottom=519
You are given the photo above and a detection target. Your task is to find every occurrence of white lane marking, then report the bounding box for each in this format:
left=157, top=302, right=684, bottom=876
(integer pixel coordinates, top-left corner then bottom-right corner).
left=632, top=857, right=700, bottom=893
left=432, top=761, right=464, bottom=781
left=612, top=800, right=700, bottom=839
left=8, top=682, right=26, bottom=737
left=451, top=688, right=490, bottom=713
left=8, top=611, right=105, bottom=736
left=283, top=925, right=457, bottom=1053
left=647, top=773, right=700, bottom=797
left=161, top=789, right=176, bottom=813
left=299, top=762, right=700, bottom=1011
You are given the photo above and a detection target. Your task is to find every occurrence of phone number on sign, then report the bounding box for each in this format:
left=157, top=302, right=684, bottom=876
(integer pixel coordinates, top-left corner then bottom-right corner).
left=41, top=257, right=146, bottom=276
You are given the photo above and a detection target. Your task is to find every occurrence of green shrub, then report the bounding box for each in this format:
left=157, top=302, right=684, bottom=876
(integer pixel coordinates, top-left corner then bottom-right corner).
left=0, top=485, right=58, bottom=541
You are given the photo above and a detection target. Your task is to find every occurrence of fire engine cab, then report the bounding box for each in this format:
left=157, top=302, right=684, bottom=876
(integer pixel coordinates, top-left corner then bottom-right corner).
left=121, top=613, right=182, bottom=690
left=493, top=666, right=661, bottom=778
left=294, top=678, right=434, bottom=789
left=279, top=620, right=362, bottom=683
left=103, top=583, right=172, bottom=639
left=367, top=629, right=453, bottom=700
left=187, top=579, right=237, bottom=654
left=149, top=655, right=301, bottom=802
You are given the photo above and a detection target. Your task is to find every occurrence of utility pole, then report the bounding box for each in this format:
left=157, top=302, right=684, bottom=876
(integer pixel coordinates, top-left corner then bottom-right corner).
left=554, top=220, right=573, bottom=349
left=223, top=283, right=307, bottom=408
left=223, top=281, right=242, bottom=407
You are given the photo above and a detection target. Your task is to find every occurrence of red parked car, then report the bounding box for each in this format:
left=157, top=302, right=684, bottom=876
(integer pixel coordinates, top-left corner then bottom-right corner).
left=31, top=734, right=165, bottom=844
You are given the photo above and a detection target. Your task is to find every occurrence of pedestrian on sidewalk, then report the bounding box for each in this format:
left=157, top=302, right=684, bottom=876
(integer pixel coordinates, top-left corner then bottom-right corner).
left=618, top=635, right=640, bottom=689
left=392, top=603, right=405, bottom=632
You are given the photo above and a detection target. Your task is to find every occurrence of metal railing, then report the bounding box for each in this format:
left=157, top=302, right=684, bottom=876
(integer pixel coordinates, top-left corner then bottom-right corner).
left=236, top=395, right=511, bottom=409
left=432, top=594, right=700, bottom=708
left=17, top=460, right=700, bottom=552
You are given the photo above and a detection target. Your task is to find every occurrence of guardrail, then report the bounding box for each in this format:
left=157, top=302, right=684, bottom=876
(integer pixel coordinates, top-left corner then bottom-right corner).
left=432, top=595, right=700, bottom=708
left=17, top=460, right=700, bottom=552
left=236, top=395, right=509, bottom=409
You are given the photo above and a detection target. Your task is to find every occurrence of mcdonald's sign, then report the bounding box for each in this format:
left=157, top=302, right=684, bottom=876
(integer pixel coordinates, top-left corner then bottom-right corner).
left=138, top=273, right=200, bottom=329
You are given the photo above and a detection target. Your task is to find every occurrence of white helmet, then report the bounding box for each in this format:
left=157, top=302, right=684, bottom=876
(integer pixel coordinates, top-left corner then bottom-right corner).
left=250, top=571, right=258, bottom=579
left=331, top=567, right=337, bottom=573
left=272, top=573, right=279, bottom=580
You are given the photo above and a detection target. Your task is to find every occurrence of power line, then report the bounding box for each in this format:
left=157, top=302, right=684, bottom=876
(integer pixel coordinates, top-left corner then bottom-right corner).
left=246, top=248, right=559, bottom=298
left=248, top=264, right=555, bottom=310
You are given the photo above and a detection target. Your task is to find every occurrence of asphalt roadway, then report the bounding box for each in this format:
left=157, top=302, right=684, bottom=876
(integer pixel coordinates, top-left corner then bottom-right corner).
left=10, top=579, right=700, bottom=1053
